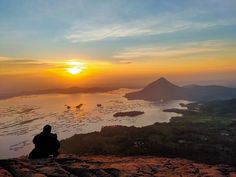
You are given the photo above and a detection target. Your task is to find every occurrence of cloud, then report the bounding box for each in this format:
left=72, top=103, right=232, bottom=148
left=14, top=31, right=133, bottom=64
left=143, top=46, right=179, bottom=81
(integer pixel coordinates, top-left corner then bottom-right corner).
left=113, top=41, right=235, bottom=59
left=0, top=59, right=47, bottom=66
left=113, top=60, right=133, bottom=64
left=0, top=58, right=53, bottom=74
left=66, top=23, right=154, bottom=42
left=65, top=16, right=236, bottom=43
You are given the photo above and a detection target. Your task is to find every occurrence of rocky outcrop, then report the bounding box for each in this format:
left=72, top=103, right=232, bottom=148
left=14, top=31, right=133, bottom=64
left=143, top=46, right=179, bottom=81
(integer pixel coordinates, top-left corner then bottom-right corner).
left=0, top=154, right=235, bottom=177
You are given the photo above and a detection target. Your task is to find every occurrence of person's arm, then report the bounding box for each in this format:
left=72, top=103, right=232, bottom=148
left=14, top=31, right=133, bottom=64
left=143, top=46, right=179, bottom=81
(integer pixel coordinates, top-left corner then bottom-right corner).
left=33, top=134, right=39, bottom=145
left=55, top=134, right=60, bottom=149
left=52, top=134, right=60, bottom=149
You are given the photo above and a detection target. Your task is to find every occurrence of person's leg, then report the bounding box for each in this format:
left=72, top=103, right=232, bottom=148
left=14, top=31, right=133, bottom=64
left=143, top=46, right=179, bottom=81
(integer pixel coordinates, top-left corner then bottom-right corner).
left=29, top=148, right=49, bottom=159
left=53, top=150, right=59, bottom=157
left=28, top=148, right=39, bottom=159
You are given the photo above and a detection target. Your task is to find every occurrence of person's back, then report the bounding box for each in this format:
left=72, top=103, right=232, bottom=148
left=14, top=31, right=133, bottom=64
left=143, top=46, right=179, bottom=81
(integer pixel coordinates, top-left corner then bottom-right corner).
left=29, top=125, right=60, bottom=159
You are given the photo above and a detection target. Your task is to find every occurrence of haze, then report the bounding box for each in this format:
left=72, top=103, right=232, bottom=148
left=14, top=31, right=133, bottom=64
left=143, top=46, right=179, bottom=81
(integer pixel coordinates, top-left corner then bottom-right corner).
left=0, top=0, right=236, bottom=93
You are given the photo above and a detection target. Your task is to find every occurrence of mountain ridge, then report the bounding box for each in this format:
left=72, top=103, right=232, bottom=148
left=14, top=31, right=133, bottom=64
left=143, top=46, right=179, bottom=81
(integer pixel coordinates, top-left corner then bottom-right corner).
left=125, top=77, right=236, bottom=101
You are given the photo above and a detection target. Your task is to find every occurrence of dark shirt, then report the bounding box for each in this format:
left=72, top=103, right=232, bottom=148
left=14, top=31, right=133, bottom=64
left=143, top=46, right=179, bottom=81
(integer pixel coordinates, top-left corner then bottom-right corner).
left=29, top=132, right=60, bottom=159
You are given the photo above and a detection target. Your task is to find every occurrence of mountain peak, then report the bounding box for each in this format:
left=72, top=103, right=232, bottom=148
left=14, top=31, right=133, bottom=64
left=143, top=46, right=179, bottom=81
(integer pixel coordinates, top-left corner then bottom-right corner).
left=147, top=77, right=178, bottom=88
left=136, top=77, right=181, bottom=99
left=156, top=77, right=169, bottom=83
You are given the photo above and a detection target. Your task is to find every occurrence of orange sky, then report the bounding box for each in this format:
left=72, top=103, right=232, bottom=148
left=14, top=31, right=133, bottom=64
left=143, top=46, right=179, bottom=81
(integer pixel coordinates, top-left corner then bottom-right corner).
left=1, top=55, right=236, bottom=93
left=1, top=1, right=236, bottom=93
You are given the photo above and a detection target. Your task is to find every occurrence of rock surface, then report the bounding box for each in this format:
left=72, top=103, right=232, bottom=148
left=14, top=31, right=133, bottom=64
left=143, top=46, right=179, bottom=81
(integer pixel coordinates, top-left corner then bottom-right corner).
left=0, top=154, right=235, bottom=177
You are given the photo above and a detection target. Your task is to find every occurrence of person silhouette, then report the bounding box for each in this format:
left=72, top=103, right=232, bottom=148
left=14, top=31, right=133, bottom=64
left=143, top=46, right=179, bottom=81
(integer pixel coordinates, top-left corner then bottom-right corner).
left=28, top=125, right=60, bottom=159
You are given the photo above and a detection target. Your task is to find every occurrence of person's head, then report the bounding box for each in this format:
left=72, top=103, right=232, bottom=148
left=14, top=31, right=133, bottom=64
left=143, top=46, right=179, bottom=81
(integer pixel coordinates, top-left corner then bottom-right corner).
left=43, top=124, right=52, bottom=134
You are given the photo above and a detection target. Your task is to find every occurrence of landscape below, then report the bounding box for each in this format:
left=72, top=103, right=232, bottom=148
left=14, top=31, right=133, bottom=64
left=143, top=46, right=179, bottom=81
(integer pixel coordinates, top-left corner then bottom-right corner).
left=60, top=98, right=236, bottom=167
left=1, top=78, right=236, bottom=176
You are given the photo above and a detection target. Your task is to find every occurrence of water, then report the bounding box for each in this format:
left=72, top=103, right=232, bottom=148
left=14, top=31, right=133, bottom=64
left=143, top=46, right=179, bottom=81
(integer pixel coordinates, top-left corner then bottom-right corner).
left=0, top=89, right=189, bottom=159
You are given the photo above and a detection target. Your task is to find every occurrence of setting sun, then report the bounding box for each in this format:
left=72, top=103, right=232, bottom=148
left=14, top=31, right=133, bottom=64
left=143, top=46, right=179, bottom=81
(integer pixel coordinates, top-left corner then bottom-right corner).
left=67, top=67, right=82, bottom=75
left=66, top=61, right=85, bottom=75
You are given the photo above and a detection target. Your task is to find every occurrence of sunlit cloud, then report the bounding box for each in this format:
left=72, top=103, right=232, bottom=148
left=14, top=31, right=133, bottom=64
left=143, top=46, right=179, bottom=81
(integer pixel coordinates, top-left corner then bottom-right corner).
left=113, top=60, right=133, bottom=64
left=113, top=41, right=236, bottom=59
left=0, top=59, right=48, bottom=67
left=0, top=58, right=53, bottom=74
left=0, top=59, right=40, bottom=63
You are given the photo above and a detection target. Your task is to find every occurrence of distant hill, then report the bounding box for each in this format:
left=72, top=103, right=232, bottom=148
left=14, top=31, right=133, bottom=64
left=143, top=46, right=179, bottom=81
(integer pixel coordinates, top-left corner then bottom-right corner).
left=0, top=87, right=115, bottom=100
left=125, top=77, right=236, bottom=101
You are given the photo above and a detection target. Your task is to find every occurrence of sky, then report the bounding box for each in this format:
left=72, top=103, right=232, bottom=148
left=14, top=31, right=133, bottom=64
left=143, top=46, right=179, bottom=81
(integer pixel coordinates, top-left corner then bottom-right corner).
left=0, top=0, right=236, bottom=93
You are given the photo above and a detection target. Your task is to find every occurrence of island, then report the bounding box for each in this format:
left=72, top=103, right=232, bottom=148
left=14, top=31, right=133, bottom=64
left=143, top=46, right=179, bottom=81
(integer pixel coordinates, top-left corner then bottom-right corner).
left=113, top=111, right=144, bottom=117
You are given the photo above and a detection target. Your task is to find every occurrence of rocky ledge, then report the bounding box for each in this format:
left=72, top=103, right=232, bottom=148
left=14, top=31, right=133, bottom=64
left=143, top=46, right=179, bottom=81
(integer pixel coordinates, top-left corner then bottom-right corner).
left=0, top=154, right=236, bottom=177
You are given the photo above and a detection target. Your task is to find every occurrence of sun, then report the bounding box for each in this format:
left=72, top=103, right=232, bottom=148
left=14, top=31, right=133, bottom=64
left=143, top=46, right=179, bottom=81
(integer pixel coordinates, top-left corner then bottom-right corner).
left=66, top=61, right=85, bottom=75
left=67, top=67, right=82, bottom=75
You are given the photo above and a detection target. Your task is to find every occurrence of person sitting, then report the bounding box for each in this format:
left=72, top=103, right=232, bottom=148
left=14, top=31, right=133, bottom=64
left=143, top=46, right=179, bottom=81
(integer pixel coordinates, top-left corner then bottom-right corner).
left=28, top=125, right=60, bottom=159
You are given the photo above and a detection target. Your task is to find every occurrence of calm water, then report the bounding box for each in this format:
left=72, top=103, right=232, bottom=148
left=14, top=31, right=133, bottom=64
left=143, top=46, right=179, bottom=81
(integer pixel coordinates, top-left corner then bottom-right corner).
left=0, top=89, right=189, bottom=159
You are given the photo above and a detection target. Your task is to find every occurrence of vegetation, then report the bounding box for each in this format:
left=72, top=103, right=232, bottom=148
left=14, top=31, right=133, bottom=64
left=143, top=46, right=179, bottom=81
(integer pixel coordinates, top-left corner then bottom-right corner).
left=61, top=99, right=236, bottom=166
